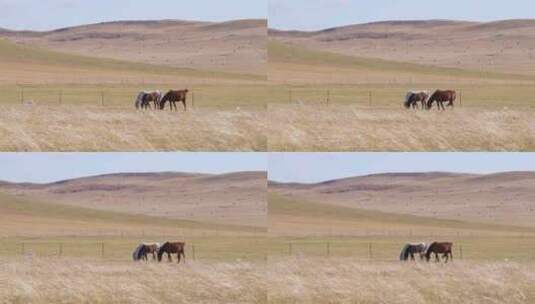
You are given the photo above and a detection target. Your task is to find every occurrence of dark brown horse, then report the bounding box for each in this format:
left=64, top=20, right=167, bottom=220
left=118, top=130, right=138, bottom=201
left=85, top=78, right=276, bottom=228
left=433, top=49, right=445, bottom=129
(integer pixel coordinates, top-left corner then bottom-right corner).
left=160, top=90, right=189, bottom=111
left=404, top=91, right=429, bottom=110
left=425, top=242, right=453, bottom=263
left=157, top=241, right=186, bottom=263
left=426, top=90, right=456, bottom=110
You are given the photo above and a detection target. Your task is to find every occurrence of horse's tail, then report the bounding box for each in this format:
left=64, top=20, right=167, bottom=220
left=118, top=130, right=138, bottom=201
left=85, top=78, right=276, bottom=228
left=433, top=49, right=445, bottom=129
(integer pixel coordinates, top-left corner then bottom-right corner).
left=399, top=244, right=410, bottom=261
left=135, top=92, right=144, bottom=109
left=133, top=244, right=143, bottom=261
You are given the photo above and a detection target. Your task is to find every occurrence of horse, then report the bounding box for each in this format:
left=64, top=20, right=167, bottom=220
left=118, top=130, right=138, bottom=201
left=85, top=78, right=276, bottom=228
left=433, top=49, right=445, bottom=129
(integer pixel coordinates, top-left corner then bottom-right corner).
left=426, top=90, right=456, bottom=110
left=404, top=91, right=429, bottom=110
left=157, top=241, right=186, bottom=263
left=425, top=242, right=453, bottom=263
left=132, top=243, right=160, bottom=261
left=399, top=243, right=427, bottom=261
left=160, top=90, right=189, bottom=111
left=134, top=91, right=162, bottom=110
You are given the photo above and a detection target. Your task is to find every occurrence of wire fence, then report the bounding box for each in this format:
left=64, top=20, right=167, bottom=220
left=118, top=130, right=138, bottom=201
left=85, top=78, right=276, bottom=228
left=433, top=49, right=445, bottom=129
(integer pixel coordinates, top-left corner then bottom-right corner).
left=278, top=86, right=535, bottom=108
left=1, top=86, right=268, bottom=110
left=276, top=239, right=535, bottom=262
left=0, top=239, right=268, bottom=262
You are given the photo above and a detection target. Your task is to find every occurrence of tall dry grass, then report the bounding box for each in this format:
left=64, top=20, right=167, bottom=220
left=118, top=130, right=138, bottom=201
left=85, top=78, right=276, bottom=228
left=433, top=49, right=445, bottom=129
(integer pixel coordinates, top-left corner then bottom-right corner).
left=267, top=257, right=535, bottom=304
left=0, top=257, right=267, bottom=304
left=0, top=105, right=266, bottom=151
left=268, top=104, right=535, bottom=151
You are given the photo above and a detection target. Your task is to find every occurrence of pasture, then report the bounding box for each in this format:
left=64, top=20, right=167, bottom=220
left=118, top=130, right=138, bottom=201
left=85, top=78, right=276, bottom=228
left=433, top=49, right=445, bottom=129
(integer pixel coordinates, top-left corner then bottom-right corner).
left=267, top=258, right=535, bottom=304
left=267, top=40, right=535, bottom=151
left=0, top=84, right=268, bottom=151
left=266, top=84, right=535, bottom=151
left=0, top=36, right=269, bottom=151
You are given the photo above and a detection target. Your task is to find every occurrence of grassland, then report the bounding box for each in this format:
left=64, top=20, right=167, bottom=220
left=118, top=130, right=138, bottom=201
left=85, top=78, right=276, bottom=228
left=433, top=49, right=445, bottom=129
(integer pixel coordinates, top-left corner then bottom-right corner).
left=1, top=257, right=267, bottom=304
left=267, top=40, right=535, bottom=151
left=0, top=37, right=268, bottom=151
left=267, top=258, right=535, bottom=304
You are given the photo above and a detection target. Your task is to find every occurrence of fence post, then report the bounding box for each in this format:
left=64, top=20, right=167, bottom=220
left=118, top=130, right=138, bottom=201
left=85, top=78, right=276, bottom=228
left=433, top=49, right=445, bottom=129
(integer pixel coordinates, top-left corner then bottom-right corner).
left=288, top=242, right=293, bottom=256
left=58, top=90, right=63, bottom=105
left=101, top=92, right=105, bottom=106
left=326, top=242, right=330, bottom=257
left=368, top=242, right=372, bottom=261
left=368, top=91, right=372, bottom=106
left=289, top=89, right=292, bottom=103
left=100, top=242, right=104, bottom=258
left=326, top=89, right=330, bottom=105
left=58, top=243, right=63, bottom=257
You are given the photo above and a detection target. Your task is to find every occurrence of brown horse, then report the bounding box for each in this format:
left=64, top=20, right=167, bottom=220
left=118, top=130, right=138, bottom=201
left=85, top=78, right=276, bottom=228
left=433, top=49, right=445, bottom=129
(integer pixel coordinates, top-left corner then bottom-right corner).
left=425, top=242, right=453, bottom=263
left=404, top=91, right=429, bottom=110
left=426, top=90, right=456, bottom=110
left=160, top=90, right=189, bottom=111
left=157, top=241, right=186, bottom=263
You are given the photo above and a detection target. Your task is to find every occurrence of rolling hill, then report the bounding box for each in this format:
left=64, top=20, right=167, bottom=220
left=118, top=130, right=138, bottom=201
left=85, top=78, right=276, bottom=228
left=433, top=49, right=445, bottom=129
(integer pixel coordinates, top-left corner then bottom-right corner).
left=0, top=171, right=267, bottom=229
left=1, top=19, right=267, bottom=76
left=269, top=171, right=535, bottom=229
left=270, top=19, right=535, bottom=77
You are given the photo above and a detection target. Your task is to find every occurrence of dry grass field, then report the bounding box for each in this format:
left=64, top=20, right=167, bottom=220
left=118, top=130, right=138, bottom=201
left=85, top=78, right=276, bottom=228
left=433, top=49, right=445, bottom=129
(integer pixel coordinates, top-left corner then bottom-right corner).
left=0, top=20, right=268, bottom=151
left=267, top=104, right=535, bottom=151
left=1, top=257, right=267, bottom=304
left=0, top=105, right=267, bottom=151
left=267, top=258, right=535, bottom=304
left=267, top=20, right=535, bottom=151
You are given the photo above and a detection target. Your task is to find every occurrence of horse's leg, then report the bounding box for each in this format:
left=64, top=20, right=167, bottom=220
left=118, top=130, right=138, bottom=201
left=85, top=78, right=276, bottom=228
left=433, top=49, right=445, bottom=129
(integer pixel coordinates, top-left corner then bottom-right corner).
left=435, top=252, right=439, bottom=262
left=183, top=100, right=186, bottom=111
left=167, top=252, right=172, bottom=262
left=410, top=252, right=415, bottom=261
left=176, top=253, right=181, bottom=264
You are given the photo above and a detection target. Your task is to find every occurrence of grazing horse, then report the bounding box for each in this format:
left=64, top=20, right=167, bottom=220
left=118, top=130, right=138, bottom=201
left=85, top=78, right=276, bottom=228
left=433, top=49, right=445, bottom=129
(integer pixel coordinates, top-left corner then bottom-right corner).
left=160, top=90, right=189, bottom=111
left=404, top=91, right=429, bottom=110
left=425, top=242, right=453, bottom=263
left=157, top=241, right=186, bottom=263
left=132, top=243, right=160, bottom=261
left=426, top=90, right=456, bottom=111
left=134, top=91, right=162, bottom=110
left=399, top=243, right=427, bottom=261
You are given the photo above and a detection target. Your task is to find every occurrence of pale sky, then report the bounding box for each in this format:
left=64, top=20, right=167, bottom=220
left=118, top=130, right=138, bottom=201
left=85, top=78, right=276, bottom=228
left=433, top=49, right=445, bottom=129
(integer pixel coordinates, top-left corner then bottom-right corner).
left=0, top=153, right=267, bottom=183
left=269, top=0, right=535, bottom=30
left=269, top=153, right=535, bottom=183
left=0, top=0, right=267, bottom=31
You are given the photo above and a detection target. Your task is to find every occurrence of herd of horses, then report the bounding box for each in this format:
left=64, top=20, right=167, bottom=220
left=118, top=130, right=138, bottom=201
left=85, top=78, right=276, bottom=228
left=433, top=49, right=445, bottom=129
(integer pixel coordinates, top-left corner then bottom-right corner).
left=399, top=241, right=453, bottom=263
left=404, top=89, right=456, bottom=110
left=131, top=241, right=453, bottom=264
left=132, top=241, right=186, bottom=263
left=134, top=89, right=189, bottom=111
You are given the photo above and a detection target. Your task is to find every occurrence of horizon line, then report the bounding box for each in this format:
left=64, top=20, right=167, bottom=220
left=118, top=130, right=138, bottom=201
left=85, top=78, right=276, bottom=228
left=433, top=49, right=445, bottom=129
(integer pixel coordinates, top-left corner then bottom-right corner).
left=268, top=170, right=535, bottom=184
left=268, top=17, right=535, bottom=32
left=0, top=17, right=267, bottom=32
